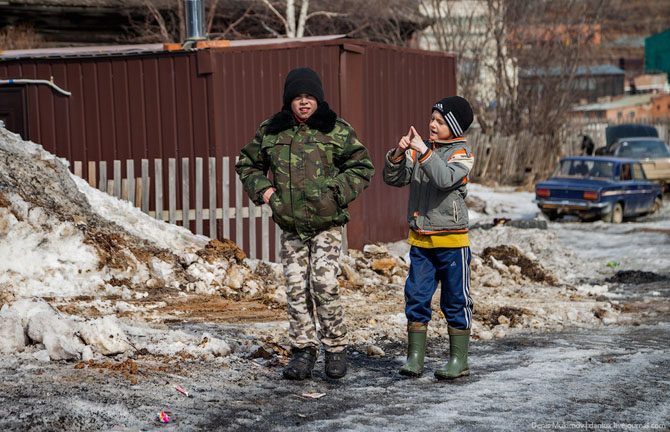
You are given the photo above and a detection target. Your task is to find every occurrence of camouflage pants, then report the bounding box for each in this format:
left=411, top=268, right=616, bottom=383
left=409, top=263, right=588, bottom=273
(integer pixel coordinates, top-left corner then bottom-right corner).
left=280, top=226, right=346, bottom=353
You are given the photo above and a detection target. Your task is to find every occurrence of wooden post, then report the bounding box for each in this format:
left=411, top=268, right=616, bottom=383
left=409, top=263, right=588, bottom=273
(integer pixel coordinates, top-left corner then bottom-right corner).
left=113, top=160, right=122, bottom=198
left=181, top=158, right=189, bottom=228
left=141, top=159, right=150, bottom=213
left=126, top=160, right=135, bottom=205
left=195, top=157, right=203, bottom=235
left=168, top=158, right=177, bottom=225
left=222, top=157, right=230, bottom=240
left=154, top=159, right=163, bottom=221
left=87, top=161, right=96, bottom=188
left=208, top=157, right=217, bottom=239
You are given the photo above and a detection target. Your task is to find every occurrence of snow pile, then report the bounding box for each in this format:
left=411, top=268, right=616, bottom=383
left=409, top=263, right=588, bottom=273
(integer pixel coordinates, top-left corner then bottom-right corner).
left=0, top=127, right=262, bottom=302
left=0, top=298, right=129, bottom=360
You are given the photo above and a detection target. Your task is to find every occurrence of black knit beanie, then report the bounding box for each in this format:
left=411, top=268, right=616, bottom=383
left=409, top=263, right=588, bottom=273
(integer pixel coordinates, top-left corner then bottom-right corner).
left=282, top=67, right=325, bottom=109
left=432, top=96, right=474, bottom=137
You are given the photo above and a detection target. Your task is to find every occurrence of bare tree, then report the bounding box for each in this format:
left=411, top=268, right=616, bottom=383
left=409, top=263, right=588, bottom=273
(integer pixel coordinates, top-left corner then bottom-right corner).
left=127, top=0, right=241, bottom=43
left=0, top=25, right=43, bottom=50
left=419, top=0, right=494, bottom=132
left=255, top=0, right=345, bottom=37
left=500, top=0, right=607, bottom=136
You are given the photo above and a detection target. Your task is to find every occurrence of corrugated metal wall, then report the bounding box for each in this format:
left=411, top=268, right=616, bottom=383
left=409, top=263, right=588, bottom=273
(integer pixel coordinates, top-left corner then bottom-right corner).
left=0, top=39, right=455, bottom=253
left=359, top=44, right=457, bottom=246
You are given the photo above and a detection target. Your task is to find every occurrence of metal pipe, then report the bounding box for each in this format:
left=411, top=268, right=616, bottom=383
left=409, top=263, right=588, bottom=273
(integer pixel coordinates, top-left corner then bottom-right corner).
left=0, top=78, right=71, bottom=96
left=184, top=0, right=206, bottom=41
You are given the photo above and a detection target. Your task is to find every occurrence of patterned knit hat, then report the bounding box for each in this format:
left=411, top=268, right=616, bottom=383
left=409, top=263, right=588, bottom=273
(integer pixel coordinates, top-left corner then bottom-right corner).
left=432, top=96, right=474, bottom=137
left=283, top=67, right=325, bottom=109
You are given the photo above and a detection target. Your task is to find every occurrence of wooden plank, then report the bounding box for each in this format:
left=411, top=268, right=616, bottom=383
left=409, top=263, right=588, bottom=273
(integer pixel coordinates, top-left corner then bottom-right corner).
left=141, top=159, right=150, bottom=213
left=168, top=158, right=177, bottom=225
left=195, top=157, right=204, bottom=235
left=275, top=225, right=282, bottom=263
left=261, top=205, right=270, bottom=262
left=248, top=200, right=256, bottom=259
left=235, top=156, right=243, bottom=250
left=208, top=157, right=217, bottom=239
left=98, top=161, right=107, bottom=192
left=113, top=160, right=122, bottom=198
left=74, top=161, right=83, bottom=178
left=126, top=160, right=135, bottom=205
left=222, top=157, right=230, bottom=240
left=181, top=158, right=190, bottom=228
left=135, top=177, right=142, bottom=208
left=154, top=159, right=163, bottom=221
left=121, top=178, right=128, bottom=201
left=87, top=161, right=96, bottom=188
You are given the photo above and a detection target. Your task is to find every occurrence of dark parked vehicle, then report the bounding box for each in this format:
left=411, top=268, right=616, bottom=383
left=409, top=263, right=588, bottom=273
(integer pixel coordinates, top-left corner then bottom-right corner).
left=594, top=123, right=659, bottom=155
left=535, top=156, right=663, bottom=223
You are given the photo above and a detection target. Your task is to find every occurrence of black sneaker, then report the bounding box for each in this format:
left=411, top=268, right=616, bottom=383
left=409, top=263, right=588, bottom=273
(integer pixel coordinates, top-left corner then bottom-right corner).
left=324, top=351, right=347, bottom=379
left=282, top=347, right=317, bottom=380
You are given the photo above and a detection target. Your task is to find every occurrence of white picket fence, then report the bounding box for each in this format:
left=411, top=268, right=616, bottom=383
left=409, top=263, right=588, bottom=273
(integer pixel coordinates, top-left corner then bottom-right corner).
left=72, top=156, right=282, bottom=262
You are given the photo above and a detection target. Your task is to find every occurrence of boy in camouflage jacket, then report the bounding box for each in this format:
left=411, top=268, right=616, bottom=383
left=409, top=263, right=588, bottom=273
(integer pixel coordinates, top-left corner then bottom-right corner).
left=236, top=67, right=374, bottom=380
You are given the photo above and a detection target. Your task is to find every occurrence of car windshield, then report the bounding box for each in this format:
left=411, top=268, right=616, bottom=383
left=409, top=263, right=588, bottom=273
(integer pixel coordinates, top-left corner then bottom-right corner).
left=615, top=140, right=670, bottom=158
left=554, top=159, right=615, bottom=179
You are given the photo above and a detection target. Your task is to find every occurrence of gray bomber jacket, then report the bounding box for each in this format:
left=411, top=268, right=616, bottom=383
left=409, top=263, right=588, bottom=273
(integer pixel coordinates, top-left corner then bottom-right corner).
left=382, top=138, right=475, bottom=234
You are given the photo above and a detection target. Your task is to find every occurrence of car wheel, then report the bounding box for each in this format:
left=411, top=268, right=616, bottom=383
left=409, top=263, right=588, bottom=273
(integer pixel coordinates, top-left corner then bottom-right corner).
left=542, top=210, right=559, bottom=221
left=603, top=202, right=623, bottom=224
left=651, top=197, right=662, bottom=214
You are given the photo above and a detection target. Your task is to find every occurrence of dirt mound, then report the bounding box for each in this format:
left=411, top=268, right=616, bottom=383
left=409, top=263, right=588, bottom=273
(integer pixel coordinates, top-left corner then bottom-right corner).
left=197, top=238, right=246, bottom=263
left=475, top=306, right=529, bottom=328
left=606, top=270, right=668, bottom=284
left=482, top=245, right=557, bottom=284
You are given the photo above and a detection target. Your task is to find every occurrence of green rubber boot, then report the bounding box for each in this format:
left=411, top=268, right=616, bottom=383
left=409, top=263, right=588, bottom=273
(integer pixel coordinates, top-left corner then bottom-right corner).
left=435, top=327, right=470, bottom=380
left=399, top=322, right=427, bottom=377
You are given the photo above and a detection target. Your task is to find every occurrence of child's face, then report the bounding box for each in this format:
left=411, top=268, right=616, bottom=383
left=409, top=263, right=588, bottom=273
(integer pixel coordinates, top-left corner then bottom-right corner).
left=291, top=93, right=318, bottom=121
left=429, top=111, right=453, bottom=141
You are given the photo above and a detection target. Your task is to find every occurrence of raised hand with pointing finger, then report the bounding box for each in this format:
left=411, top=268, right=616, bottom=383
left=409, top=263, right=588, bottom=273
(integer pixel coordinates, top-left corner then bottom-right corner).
left=407, top=126, right=428, bottom=155
left=395, top=127, right=428, bottom=158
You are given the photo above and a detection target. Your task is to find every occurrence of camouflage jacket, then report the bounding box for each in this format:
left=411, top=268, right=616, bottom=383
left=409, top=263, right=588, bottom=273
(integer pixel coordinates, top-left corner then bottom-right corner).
left=236, top=104, right=374, bottom=240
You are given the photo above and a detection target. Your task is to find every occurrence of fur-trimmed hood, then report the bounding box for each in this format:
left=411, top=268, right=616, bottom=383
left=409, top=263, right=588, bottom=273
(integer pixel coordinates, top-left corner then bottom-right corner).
left=265, top=102, right=338, bottom=135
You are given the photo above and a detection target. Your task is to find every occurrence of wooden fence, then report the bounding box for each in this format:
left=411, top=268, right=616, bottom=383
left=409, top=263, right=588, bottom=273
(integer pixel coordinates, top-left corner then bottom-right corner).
left=71, top=157, right=284, bottom=263
left=467, top=130, right=573, bottom=187
left=466, top=118, right=670, bottom=187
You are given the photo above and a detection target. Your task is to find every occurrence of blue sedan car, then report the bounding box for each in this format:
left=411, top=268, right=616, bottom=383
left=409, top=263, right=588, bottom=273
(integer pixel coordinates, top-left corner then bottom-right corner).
left=535, top=156, right=663, bottom=223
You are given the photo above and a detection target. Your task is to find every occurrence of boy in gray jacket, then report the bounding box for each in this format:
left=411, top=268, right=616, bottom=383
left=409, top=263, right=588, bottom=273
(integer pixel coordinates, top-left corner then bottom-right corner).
left=383, top=96, right=475, bottom=380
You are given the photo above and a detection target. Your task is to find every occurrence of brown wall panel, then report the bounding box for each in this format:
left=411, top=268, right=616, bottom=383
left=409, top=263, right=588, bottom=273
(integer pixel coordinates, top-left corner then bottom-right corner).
left=126, top=59, right=147, bottom=162
left=1, top=40, right=455, bottom=254
left=97, top=60, right=116, bottom=162
left=111, top=60, right=131, bottom=162
left=81, top=61, right=101, bottom=161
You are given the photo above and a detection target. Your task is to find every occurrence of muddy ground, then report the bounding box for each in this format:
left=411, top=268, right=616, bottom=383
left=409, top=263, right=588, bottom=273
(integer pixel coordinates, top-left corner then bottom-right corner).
left=0, top=293, right=667, bottom=432
left=1, top=241, right=668, bottom=432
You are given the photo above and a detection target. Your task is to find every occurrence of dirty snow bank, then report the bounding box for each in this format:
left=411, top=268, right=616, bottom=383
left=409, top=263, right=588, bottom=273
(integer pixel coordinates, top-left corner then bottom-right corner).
left=0, top=128, right=254, bottom=361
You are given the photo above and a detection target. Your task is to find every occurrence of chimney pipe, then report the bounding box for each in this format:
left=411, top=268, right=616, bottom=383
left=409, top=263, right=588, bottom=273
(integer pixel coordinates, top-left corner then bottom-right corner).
left=184, top=0, right=206, bottom=43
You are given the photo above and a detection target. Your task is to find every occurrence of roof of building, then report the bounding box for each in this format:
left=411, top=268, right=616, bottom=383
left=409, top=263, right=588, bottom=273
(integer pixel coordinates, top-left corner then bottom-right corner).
left=572, top=93, right=654, bottom=111
left=0, top=35, right=349, bottom=61
left=521, top=64, right=625, bottom=78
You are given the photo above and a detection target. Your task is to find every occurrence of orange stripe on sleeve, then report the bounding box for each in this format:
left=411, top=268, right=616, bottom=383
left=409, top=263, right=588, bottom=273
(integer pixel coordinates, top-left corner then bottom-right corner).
left=418, top=149, right=432, bottom=164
